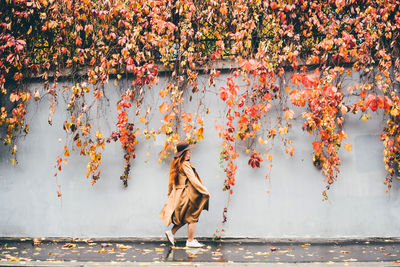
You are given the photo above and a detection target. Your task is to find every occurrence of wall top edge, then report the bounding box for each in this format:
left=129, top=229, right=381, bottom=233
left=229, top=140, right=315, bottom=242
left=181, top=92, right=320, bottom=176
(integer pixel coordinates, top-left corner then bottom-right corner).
left=25, top=58, right=339, bottom=82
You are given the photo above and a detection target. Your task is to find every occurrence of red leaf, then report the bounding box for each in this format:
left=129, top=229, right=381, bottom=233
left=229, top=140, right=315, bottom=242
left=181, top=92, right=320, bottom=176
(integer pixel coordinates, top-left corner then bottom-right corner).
left=220, top=89, right=228, bottom=101
left=248, top=151, right=263, bottom=168
left=365, top=94, right=378, bottom=112
left=270, top=2, right=278, bottom=10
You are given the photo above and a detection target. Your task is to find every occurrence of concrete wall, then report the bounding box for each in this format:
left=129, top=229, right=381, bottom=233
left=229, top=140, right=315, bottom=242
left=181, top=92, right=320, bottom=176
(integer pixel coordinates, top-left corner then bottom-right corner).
left=1, top=73, right=400, bottom=238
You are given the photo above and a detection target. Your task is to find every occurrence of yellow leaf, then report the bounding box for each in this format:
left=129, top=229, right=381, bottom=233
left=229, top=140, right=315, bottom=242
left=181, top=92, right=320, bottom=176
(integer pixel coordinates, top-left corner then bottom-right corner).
left=279, top=127, right=288, bottom=135
left=11, top=145, right=17, bottom=155
left=390, top=107, right=399, bottom=117
left=258, top=137, right=266, bottom=144
left=140, top=116, right=147, bottom=124
left=361, top=114, right=370, bottom=121
left=267, top=154, right=273, bottom=161
left=8, top=256, right=20, bottom=262
left=95, top=130, right=103, bottom=139
left=196, top=127, right=204, bottom=141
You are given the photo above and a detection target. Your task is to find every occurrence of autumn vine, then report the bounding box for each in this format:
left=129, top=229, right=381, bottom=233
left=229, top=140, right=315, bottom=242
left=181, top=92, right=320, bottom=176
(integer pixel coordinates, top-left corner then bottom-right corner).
left=1, top=0, right=400, bottom=234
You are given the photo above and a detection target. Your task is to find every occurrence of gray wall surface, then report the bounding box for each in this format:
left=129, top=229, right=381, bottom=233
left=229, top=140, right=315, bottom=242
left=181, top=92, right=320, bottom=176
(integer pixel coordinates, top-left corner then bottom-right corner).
left=1, top=73, right=400, bottom=238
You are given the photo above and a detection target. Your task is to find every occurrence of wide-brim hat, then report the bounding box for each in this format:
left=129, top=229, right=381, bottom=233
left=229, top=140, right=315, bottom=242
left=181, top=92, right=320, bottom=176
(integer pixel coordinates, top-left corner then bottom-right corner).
left=174, top=141, right=196, bottom=158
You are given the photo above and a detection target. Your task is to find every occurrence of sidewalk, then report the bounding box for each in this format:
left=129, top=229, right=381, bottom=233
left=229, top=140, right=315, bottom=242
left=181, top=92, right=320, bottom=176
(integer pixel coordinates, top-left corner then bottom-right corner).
left=1, top=238, right=400, bottom=266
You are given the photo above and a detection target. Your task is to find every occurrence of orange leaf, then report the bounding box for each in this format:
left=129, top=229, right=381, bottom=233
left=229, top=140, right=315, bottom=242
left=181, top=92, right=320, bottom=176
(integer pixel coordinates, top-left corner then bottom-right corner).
left=181, top=112, right=192, bottom=122
left=220, top=3, right=227, bottom=15
left=159, top=103, right=169, bottom=113
left=312, top=141, right=322, bottom=154
left=9, top=92, right=19, bottom=102
left=163, top=112, right=176, bottom=122
left=159, top=89, right=168, bottom=98
left=284, top=109, right=294, bottom=120
left=196, top=116, right=204, bottom=125
left=76, top=37, right=82, bottom=46
left=182, top=123, right=193, bottom=133
left=94, top=89, right=103, bottom=100
left=239, top=59, right=258, bottom=72
left=344, top=143, right=353, bottom=152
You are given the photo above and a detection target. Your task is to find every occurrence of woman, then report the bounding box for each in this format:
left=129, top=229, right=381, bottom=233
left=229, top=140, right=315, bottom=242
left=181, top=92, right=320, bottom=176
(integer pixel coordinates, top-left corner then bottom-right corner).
left=159, top=141, right=210, bottom=248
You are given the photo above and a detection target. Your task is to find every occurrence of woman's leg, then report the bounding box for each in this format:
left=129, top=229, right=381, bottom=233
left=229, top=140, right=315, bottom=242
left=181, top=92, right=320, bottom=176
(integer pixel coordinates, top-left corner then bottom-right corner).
left=187, top=223, right=197, bottom=242
left=171, top=224, right=183, bottom=235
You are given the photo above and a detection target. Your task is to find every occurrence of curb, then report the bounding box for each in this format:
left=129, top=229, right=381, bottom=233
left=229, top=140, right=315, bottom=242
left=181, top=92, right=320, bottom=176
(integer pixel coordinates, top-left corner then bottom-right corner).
left=2, top=237, right=400, bottom=244
left=1, top=261, right=400, bottom=267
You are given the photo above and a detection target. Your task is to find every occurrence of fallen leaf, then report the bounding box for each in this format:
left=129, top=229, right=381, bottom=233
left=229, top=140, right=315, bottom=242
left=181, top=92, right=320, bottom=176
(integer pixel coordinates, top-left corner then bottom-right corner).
left=62, top=243, right=76, bottom=249
left=343, top=258, right=358, bottom=262
left=116, top=244, right=131, bottom=250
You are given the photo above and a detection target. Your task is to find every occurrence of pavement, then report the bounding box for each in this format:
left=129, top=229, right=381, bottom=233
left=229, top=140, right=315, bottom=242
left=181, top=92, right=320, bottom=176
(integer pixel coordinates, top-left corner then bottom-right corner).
left=1, top=238, right=400, bottom=266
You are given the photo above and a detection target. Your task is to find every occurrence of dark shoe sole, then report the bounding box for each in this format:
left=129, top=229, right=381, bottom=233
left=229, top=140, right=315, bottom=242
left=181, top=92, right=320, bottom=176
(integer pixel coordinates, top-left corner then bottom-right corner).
left=165, top=232, right=175, bottom=246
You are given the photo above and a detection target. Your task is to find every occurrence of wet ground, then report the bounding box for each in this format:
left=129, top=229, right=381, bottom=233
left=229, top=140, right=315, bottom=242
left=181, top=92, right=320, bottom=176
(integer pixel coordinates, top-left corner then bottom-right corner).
left=1, top=238, right=400, bottom=264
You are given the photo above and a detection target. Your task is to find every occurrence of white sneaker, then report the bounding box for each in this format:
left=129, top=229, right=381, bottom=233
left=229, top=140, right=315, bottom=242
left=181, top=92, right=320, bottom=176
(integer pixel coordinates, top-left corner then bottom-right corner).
left=165, top=230, right=175, bottom=246
left=186, top=239, right=204, bottom=248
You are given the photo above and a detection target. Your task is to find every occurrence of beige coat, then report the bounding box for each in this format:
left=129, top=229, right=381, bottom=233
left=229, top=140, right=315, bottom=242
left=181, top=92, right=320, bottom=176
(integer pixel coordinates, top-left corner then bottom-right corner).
left=159, top=161, right=210, bottom=226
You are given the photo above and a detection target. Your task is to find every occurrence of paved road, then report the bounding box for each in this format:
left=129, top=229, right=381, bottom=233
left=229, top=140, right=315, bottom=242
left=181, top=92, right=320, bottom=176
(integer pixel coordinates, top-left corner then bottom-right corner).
left=0, top=238, right=400, bottom=266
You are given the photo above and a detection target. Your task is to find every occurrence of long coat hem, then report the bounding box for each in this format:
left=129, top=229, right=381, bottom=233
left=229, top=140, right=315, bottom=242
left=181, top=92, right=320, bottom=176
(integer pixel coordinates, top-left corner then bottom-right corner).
left=159, top=161, right=210, bottom=227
